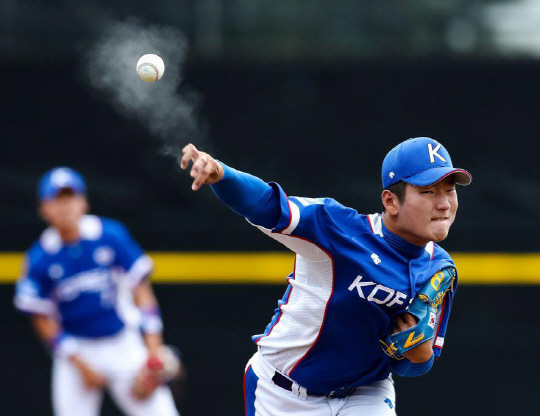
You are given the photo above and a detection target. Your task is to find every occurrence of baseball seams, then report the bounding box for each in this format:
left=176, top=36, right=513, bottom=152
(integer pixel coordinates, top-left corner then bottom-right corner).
left=137, top=62, right=160, bottom=81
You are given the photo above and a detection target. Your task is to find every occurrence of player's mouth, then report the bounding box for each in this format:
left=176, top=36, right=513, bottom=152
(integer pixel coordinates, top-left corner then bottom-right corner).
left=431, top=217, right=448, bottom=221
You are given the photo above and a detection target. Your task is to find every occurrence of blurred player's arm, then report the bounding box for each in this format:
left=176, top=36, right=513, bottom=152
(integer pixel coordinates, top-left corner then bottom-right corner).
left=133, top=278, right=164, bottom=357
left=31, top=314, right=107, bottom=388
left=105, top=218, right=165, bottom=356
left=31, top=312, right=59, bottom=342
left=131, top=279, right=185, bottom=400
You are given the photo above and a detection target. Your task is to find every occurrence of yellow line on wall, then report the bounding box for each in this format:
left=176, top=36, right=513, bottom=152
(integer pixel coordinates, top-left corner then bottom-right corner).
left=1, top=252, right=540, bottom=284
left=451, top=253, right=540, bottom=284
left=151, top=252, right=294, bottom=284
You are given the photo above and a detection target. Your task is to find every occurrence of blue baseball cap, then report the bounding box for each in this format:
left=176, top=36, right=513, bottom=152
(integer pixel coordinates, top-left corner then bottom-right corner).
left=38, top=167, right=87, bottom=201
left=382, top=137, right=472, bottom=189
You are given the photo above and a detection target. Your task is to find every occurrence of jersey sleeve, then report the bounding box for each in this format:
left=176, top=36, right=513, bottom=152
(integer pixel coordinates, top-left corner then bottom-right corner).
left=104, top=219, right=154, bottom=287
left=391, top=354, right=434, bottom=377
left=14, top=251, right=56, bottom=315
left=210, top=163, right=341, bottom=260
left=210, top=163, right=281, bottom=229
left=253, top=184, right=341, bottom=260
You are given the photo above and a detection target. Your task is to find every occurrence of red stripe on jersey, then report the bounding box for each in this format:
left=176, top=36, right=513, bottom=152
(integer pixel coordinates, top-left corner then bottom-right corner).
left=243, top=364, right=252, bottom=416
left=367, top=215, right=375, bottom=234
left=282, top=194, right=294, bottom=233
left=433, top=298, right=446, bottom=349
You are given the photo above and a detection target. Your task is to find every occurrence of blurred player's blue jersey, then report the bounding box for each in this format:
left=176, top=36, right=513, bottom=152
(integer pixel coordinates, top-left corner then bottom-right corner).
left=248, top=185, right=457, bottom=392
left=14, top=215, right=153, bottom=337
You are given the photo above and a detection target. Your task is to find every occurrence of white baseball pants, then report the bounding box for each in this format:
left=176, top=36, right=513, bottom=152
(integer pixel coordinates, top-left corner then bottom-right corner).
left=52, top=328, right=179, bottom=416
left=244, top=351, right=397, bottom=416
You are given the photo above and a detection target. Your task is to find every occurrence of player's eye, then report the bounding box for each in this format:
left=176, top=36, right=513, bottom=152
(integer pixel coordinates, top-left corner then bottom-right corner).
left=420, top=190, right=434, bottom=194
left=447, top=188, right=456, bottom=193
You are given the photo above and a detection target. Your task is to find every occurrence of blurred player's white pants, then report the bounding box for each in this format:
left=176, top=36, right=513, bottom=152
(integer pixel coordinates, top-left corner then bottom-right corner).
left=52, top=328, right=179, bottom=416
left=244, top=351, right=396, bottom=416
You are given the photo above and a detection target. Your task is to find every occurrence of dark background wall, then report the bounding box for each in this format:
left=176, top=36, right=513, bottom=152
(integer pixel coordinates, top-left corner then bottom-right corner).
left=3, top=59, right=540, bottom=252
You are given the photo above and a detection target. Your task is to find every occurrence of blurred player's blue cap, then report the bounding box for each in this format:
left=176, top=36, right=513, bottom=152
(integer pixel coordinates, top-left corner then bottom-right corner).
left=38, top=167, right=87, bottom=201
left=382, top=137, right=472, bottom=189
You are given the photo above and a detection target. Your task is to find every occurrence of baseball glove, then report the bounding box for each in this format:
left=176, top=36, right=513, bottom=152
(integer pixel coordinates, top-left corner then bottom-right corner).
left=131, top=345, right=182, bottom=400
left=380, top=266, right=456, bottom=360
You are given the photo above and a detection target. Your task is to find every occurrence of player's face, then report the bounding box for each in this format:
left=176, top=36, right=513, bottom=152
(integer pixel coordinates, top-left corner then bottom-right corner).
left=397, top=177, right=458, bottom=245
left=40, top=189, right=88, bottom=232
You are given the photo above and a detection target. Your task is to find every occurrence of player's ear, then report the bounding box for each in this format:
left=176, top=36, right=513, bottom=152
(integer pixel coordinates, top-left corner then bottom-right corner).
left=381, top=189, right=400, bottom=216
left=38, top=202, right=50, bottom=223
left=82, top=197, right=89, bottom=214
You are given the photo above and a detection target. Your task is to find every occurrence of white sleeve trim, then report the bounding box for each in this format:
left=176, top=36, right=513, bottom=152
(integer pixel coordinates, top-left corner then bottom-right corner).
left=140, top=314, right=164, bottom=334
left=126, top=255, right=154, bottom=285
left=14, top=295, right=56, bottom=315
left=281, top=200, right=300, bottom=235
left=55, top=337, right=80, bottom=359
left=434, top=336, right=445, bottom=348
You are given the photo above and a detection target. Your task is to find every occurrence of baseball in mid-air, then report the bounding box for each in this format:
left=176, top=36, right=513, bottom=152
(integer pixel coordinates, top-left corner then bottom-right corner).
left=136, top=54, right=165, bottom=82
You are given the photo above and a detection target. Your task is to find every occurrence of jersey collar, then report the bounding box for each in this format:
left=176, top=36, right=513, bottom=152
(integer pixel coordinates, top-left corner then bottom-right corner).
left=40, top=215, right=103, bottom=255
left=381, top=220, right=426, bottom=260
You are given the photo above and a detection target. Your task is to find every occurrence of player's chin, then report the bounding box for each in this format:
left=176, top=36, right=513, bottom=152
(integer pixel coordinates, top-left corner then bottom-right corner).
left=429, top=222, right=451, bottom=242
left=56, top=217, right=79, bottom=231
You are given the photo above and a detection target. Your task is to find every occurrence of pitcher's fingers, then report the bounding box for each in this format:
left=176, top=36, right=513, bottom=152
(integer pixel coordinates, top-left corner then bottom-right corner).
left=201, top=160, right=215, bottom=181
left=182, top=143, right=198, bottom=154
left=180, top=152, right=194, bottom=170
left=190, top=153, right=208, bottom=175
left=393, top=316, right=406, bottom=332
left=192, top=171, right=210, bottom=191
left=180, top=144, right=199, bottom=169
left=401, top=313, right=418, bottom=326
left=181, top=149, right=198, bottom=170
left=191, top=158, right=211, bottom=188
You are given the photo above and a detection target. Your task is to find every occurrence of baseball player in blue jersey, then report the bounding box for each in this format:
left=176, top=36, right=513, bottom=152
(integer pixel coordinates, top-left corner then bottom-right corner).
left=180, top=137, right=471, bottom=415
left=14, top=167, right=180, bottom=416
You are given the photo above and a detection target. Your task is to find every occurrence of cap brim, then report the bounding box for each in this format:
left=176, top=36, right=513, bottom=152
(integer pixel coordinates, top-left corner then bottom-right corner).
left=40, top=185, right=84, bottom=201
left=403, top=167, right=472, bottom=186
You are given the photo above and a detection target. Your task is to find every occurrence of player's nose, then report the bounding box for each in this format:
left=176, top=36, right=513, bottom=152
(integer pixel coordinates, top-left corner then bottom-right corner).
left=435, top=195, right=451, bottom=211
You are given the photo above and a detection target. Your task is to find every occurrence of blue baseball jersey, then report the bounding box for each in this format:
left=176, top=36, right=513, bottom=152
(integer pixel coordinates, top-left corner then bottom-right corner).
left=250, top=185, right=457, bottom=392
left=14, top=215, right=153, bottom=338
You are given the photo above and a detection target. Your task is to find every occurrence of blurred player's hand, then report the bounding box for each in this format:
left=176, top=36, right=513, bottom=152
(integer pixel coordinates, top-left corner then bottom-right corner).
left=180, top=144, right=224, bottom=191
left=131, top=355, right=163, bottom=400
left=131, top=346, right=182, bottom=400
left=70, top=356, right=108, bottom=389
left=80, top=366, right=108, bottom=389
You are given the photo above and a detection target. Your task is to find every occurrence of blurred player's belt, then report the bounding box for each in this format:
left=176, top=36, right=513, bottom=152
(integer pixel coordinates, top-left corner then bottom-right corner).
left=271, top=372, right=356, bottom=399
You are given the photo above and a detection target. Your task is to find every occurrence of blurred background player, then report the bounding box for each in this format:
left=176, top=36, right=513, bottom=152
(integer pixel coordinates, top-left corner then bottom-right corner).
left=14, top=167, right=180, bottom=416
left=180, top=138, right=471, bottom=415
